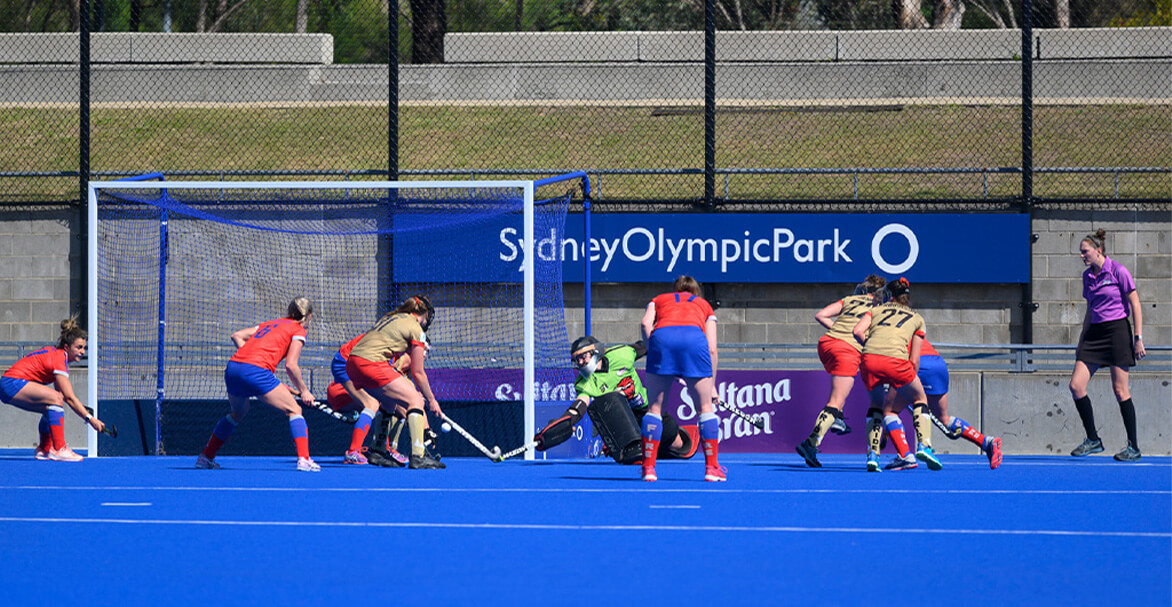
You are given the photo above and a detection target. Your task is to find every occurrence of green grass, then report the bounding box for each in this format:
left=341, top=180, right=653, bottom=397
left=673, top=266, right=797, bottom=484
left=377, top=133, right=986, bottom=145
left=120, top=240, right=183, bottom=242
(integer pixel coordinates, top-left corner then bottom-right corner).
left=1, top=104, right=1168, bottom=201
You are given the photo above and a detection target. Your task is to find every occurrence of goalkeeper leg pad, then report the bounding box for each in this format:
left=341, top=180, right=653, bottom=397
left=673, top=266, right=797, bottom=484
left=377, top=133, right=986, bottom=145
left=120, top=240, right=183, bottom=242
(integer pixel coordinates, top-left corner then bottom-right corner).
left=665, top=424, right=699, bottom=459
left=587, top=391, right=643, bottom=465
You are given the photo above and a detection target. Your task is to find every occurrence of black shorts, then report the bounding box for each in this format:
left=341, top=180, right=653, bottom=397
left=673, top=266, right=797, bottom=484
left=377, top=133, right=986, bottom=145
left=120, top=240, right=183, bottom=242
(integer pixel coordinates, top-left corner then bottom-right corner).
left=1076, top=318, right=1135, bottom=368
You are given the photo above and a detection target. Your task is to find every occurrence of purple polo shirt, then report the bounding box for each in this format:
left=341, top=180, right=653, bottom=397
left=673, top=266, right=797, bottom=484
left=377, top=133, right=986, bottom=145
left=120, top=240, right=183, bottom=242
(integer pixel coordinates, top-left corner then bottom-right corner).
left=1082, top=256, right=1136, bottom=324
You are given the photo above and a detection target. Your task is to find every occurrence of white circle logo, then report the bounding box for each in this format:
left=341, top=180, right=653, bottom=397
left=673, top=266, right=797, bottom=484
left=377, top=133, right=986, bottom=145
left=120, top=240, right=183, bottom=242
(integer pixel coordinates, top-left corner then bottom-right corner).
left=871, top=224, right=919, bottom=274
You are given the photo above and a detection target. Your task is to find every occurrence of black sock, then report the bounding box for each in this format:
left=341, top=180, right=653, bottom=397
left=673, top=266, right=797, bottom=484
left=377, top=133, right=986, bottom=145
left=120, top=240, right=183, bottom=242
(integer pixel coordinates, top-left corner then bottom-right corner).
left=1118, top=398, right=1138, bottom=449
left=1074, top=395, right=1099, bottom=441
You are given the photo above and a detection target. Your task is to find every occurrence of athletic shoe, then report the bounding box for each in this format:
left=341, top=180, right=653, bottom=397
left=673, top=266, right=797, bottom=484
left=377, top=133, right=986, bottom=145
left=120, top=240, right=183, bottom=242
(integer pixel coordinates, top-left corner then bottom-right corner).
left=296, top=457, right=321, bottom=472
left=1113, top=444, right=1141, bottom=462
left=704, top=465, right=727, bottom=482
left=866, top=451, right=881, bottom=472
left=34, top=447, right=50, bottom=461
left=915, top=445, right=943, bottom=471
left=367, top=447, right=407, bottom=468
left=48, top=444, right=83, bottom=462
left=795, top=438, right=822, bottom=468
left=829, top=417, right=852, bottom=436
left=1070, top=438, right=1104, bottom=457
left=408, top=453, right=446, bottom=469
left=195, top=453, right=220, bottom=469
left=343, top=448, right=369, bottom=465
left=986, top=437, right=1004, bottom=469
left=642, top=464, right=657, bottom=482
left=884, top=454, right=918, bottom=471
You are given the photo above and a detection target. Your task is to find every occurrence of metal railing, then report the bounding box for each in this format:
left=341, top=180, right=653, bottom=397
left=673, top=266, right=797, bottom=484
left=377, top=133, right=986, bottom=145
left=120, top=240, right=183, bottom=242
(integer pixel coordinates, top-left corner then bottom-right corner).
left=718, top=342, right=1171, bottom=373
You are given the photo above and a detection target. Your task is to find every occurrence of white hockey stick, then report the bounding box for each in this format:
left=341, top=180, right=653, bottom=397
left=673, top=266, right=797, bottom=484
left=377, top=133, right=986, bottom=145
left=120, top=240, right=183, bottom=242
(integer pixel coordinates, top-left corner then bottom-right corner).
left=440, top=412, right=502, bottom=461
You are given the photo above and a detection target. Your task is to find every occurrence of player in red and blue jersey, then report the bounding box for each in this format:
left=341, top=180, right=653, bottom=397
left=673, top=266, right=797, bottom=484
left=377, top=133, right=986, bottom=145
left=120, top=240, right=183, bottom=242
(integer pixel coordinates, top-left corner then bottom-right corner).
left=886, top=339, right=1003, bottom=469
left=1, top=316, right=107, bottom=461
left=639, top=275, right=723, bottom=482
left=195, top=297, right=320, bottom=472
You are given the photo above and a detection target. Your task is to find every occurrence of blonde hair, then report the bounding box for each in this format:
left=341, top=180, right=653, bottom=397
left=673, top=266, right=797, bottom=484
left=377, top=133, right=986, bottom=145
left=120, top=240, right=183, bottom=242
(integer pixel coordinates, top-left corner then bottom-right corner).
left=1082, top=229, right=1107, bottom=254
left=672, top=275, right=703, bottom=298
left=56, top=315, right=87, bottom=349
left=287, top=297, right=314, bottom=321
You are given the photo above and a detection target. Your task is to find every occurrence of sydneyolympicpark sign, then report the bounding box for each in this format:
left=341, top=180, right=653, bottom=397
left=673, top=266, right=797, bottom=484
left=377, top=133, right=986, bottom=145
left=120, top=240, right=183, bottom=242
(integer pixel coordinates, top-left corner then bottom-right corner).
left=396, top=212, right=1029, bottom=283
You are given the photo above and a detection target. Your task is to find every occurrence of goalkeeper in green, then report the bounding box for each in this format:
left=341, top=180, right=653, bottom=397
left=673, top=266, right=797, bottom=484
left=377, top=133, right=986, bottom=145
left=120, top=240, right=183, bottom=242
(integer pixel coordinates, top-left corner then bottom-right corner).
left=533, top=336, right=697, bottom=463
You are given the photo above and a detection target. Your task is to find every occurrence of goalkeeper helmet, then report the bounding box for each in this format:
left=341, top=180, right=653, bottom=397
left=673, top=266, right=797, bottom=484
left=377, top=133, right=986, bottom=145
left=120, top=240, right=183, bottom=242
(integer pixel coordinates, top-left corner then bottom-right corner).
left=570, top=335, right=602, bottom=378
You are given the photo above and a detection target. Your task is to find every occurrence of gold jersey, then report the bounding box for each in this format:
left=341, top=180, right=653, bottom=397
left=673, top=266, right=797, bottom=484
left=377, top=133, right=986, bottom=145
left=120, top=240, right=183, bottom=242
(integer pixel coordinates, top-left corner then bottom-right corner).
left=349, top=313, right=425, bottom=363
left=824, top=294, right=877, bottom=352
left=861, top=302, right=925, bottom=360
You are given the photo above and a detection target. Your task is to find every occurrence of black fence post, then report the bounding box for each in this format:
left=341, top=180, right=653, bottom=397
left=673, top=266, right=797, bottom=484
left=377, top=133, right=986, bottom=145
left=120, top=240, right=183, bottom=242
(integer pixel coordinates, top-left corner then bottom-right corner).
left=1021, top=0, right=1035, bottom=344
left=389, top=6, right=399, bottom=182
left=703, top=0, right=716, bottom=208
left=79, top=0, right=91, bottom=320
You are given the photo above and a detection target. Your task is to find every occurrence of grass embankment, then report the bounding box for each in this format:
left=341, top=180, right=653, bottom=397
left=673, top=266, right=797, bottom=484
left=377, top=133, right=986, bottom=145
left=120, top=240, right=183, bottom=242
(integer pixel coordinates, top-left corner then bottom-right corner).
left=1, top=104, right=1167, bottom=201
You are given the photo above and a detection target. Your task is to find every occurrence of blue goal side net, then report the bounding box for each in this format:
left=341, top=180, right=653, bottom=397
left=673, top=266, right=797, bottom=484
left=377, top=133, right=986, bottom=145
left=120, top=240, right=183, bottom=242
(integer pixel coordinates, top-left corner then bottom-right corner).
left=89, top=180, right=577, bottom=457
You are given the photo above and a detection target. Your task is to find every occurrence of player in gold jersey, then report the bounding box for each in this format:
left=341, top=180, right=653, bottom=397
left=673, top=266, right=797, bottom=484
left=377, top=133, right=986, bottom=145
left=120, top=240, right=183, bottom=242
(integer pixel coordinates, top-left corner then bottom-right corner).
left=853, top=278, right=932, bottom=472
left=795, top=275, right=886, bottom=468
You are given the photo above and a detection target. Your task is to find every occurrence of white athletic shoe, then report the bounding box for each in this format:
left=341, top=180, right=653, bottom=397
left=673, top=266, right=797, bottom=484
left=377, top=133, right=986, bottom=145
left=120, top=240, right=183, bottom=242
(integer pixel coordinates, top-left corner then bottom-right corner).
left=296, top=457, right=321, bottom=472
left=48, top=444, right=84, bottom=462
left=195, top=453, right=220, bottom=469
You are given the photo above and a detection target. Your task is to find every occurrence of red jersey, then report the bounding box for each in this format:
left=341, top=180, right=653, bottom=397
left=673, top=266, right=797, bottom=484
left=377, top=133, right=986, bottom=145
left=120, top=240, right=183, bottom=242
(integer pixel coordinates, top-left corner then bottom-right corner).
left=920, top=339, right=939, bottom=357
left=339, top=334, right=363, bottom=359
left=651, top=292, right=715, bottom=332
left=229, top=318, right=307, bottom=372
left=4, top=347, right=69, bottom=384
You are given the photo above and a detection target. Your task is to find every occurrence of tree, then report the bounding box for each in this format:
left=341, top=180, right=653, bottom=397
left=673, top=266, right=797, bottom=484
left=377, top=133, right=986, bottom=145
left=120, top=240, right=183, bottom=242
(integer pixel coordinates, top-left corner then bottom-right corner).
left=409, top=0, right=444, bottom=63
left=296, top=0, right=308, bottom=32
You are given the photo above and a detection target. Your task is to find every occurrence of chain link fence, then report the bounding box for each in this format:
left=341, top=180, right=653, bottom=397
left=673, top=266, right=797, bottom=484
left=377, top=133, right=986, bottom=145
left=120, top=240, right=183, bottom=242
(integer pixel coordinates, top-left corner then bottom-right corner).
left=0, top=0, right=1168, bottom=206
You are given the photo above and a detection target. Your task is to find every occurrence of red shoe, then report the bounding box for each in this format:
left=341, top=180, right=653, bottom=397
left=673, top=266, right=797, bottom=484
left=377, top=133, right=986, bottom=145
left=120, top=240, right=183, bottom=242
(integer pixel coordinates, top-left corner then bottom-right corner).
left=704, top=465, right=727, bottom=482
left=642, top=464, right=657, bottom=482
left=986, top=437, right=1003, bottom=470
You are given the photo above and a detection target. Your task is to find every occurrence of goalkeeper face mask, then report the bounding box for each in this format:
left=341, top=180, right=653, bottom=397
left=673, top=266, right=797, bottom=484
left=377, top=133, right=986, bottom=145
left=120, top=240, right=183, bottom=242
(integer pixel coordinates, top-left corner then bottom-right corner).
left=572, top=347, right=601, bottom=378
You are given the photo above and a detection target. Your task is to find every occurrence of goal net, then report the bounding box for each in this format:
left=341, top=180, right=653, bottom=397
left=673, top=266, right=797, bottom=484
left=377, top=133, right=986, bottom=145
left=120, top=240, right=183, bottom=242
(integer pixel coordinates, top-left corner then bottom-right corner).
left=87, top=177, right=581, bottom=458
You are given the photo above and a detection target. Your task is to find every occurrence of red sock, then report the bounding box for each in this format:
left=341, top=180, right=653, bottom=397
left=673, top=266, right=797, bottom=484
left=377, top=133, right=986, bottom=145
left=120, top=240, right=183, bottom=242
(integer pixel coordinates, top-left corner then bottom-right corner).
left=642, top=437, right=659, bottom=469
left=49, top=423, right=67, bottom=451
left=703, top=438, right=719, bottom=467
left=348, top=410, right=374, bottom=452
left=38, top=432, right=51, bottom=452
left=961, top=425, right=986, bottom=448
left=889, top=428, right=911, bottom=458
left=294, top=436, right=310, bottom=459
left=202, top=435, right=225, bottom=459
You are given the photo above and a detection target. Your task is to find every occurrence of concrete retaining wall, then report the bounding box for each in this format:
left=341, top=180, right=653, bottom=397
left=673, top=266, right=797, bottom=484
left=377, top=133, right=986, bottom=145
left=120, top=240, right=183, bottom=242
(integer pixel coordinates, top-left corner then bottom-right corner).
left=445, top=28, right=1171, bottom=63
left=1, top=60, right=1167, bottom=106
left=0, top=33, right=334, bottom=64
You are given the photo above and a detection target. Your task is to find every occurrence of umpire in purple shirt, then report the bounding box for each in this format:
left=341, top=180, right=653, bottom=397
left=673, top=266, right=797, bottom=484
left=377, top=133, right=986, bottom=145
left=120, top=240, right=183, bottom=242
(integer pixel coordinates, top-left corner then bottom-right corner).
left=1068, top=229, right=1147, bottom=462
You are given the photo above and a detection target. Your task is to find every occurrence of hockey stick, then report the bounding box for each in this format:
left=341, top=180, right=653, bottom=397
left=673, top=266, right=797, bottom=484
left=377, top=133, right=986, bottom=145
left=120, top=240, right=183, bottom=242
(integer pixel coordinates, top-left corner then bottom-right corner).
left=714, top=398, right=765, bottom=430
left=285, top=386, right=360, bottom=423
left=84, top=406, right=118, bottom=438
left=926, top=409, right=962, bottom=439
left=440, top=412, right=502, bottom=462
left=498, top=440, right=539, bottom=462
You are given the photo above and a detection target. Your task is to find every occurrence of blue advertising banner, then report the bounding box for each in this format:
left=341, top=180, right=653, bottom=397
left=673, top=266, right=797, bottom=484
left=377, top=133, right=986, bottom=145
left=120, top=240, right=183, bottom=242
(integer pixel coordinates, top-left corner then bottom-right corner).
left=398, top=213, right=1030, bottom=283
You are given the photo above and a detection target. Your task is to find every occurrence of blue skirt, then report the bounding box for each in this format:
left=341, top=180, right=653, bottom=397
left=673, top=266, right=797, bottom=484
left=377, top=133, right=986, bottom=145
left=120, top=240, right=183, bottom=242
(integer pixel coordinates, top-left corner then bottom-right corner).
left=647, top=326, right=712, bottom=378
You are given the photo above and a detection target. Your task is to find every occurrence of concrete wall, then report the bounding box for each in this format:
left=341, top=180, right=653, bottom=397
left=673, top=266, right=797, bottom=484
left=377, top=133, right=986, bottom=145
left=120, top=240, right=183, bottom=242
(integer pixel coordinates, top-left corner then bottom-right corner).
left=0, top=33, right=334, bottom=64
left=1, top=60, right=1166, bottom=106
left=444, top=28, right=1171, bottom=63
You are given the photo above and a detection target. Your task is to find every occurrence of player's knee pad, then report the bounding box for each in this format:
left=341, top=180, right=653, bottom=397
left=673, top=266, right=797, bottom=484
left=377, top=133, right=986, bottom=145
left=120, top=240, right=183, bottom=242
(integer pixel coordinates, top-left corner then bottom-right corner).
left=586, top=391, right=642, bottom=465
